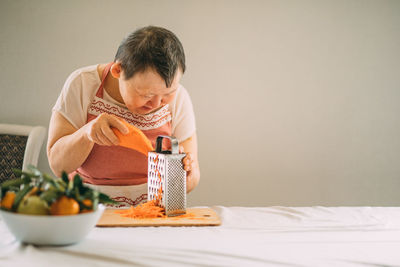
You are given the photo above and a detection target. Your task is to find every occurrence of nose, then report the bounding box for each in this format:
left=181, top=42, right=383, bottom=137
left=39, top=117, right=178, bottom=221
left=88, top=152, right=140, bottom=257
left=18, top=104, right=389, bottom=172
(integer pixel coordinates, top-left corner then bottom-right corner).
left=150, top=95, right=162, bottom=108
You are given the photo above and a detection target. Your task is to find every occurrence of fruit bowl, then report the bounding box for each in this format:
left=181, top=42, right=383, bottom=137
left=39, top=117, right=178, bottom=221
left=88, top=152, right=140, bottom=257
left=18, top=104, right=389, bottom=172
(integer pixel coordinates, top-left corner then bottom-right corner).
left=0, top=204, right=105, bottom=246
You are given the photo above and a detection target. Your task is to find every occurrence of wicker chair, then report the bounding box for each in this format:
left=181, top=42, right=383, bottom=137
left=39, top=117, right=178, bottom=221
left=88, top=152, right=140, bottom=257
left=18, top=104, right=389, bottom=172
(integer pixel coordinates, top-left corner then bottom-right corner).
left=0, top=124, right=46, bottom=183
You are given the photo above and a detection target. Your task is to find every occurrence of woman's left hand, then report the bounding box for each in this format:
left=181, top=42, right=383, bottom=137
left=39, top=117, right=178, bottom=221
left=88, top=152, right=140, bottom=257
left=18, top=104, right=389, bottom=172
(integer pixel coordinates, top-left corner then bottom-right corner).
left=178, top=134, right=200, bottom=193
left=180, top=146, right=194, bottom=172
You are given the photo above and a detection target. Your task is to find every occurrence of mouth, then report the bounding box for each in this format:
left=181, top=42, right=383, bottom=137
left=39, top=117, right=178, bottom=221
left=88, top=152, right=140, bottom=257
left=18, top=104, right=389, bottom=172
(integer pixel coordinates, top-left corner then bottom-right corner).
left=142, top=106, right=153, bottom=111
left=138, top=106, right=155, bottom=114
left=139, top=105, right=165, bottom=115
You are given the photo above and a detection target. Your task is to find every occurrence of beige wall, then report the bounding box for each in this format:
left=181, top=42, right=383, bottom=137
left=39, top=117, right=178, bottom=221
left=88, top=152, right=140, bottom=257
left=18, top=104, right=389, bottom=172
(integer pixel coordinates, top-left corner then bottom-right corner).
left=1, top=0, right=399, bottom=206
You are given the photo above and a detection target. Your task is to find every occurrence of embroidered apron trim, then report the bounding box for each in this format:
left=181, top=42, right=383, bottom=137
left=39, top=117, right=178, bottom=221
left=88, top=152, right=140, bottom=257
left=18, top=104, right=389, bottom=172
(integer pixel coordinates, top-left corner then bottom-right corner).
left=111, top=194, right=147, bottom=208
left=88, top=97, right=171, bottom=130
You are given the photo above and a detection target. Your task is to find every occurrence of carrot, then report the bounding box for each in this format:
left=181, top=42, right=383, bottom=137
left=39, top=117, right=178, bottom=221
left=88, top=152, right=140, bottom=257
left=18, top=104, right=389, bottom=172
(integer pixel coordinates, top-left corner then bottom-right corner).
left=115, top=200, right=166, bottom=219
left=112, top=119, right=153, bottom=156
left=115, top=202, right=203, bottom=219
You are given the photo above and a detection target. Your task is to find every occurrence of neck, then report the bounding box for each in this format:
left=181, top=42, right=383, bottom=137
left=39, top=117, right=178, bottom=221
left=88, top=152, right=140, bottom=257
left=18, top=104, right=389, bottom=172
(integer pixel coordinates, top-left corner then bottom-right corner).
left=104, top=71, right=124, bottom=104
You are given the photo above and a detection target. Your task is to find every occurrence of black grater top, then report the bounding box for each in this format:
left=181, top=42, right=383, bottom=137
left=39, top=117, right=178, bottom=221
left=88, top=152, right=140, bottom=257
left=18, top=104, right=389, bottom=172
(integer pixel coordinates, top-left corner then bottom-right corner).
left=155, top=135, right=179, bottom=154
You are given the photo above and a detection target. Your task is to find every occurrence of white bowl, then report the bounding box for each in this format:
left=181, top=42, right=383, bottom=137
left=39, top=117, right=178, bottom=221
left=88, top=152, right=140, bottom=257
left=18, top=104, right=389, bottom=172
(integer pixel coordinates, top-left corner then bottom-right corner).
left=0, top=204, right=105, bottom=246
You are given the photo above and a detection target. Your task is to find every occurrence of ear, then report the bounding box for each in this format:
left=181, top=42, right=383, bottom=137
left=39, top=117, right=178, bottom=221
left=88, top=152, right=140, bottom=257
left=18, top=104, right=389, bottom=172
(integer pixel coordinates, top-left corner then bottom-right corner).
left=110, top=62, right=122, bottom=79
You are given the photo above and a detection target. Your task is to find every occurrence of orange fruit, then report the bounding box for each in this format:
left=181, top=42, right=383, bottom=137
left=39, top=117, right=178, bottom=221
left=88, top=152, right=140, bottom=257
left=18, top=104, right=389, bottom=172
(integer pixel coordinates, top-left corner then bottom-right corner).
left=82, top=199, right=92, bottom=207
left=25, top=187, right=38, bottom=198
left=1, top=191, right=16, bottom=210
left=50, top=196, right=80, bottom=216
left=80, top=199, right=93, bottom=213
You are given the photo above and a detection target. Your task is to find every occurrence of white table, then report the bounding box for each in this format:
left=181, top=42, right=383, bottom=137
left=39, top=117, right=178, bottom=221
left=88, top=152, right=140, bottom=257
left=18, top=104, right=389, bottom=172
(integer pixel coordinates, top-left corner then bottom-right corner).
left=1, top=206, right=400, bottom=266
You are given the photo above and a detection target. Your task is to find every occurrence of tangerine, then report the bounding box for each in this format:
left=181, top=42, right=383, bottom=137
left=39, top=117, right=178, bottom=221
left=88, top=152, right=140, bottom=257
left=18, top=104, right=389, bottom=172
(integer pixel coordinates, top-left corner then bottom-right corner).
left=50, top=196, right=80, bottom=215
left=1, top=191, right=16, bottom=210
left=80, top=199, right=93, bottom=213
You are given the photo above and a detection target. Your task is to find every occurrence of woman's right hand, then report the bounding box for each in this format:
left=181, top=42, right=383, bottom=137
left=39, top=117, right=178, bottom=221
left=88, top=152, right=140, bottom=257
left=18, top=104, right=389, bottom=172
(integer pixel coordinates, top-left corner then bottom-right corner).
left=82, top=113, right=129, bottom=146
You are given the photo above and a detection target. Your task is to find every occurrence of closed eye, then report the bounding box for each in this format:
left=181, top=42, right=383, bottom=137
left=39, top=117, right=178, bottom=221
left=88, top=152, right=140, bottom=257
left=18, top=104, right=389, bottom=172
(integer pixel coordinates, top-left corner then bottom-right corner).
left=164, top=89, right=177, bottom=96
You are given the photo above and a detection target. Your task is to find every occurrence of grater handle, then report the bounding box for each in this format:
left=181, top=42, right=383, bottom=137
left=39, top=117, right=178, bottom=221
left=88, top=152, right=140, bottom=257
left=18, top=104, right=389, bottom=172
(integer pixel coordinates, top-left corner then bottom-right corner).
left=156, top=135, right=179, bottom=154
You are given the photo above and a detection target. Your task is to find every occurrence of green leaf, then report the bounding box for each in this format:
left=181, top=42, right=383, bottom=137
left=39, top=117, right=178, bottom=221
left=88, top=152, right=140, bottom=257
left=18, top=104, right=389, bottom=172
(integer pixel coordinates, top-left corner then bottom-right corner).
left=12, top=185, right=33, bottom=211
left=0, top=178, right=24, bottom=190
left=74, top=186, right=82, bottom=201
left=7, top=186, right=20, bottom=192
left=13, top=169, right=39, bottom=179
left=73, top=175, right=83, bottom=190
left=11, top=168, right=24, bottom=178
left=21, top=175, right=31, bottom=185
left=11, top=169, right=34, bottom=186
left=40, top=189, right=61, bottom=204
left=61, top=171, right=69, bottom=185
left=98, top=192, right=118, bottom=204
left=66, top=177, right=74, bottom=197
left=27, top=165, right=41, bottom=176
left=41, top=173, right=64, bottom=191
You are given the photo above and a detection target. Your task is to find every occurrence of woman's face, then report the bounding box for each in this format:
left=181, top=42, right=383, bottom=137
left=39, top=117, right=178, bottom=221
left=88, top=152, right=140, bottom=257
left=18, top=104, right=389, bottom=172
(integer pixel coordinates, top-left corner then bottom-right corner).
left=119, top=68, right=182, bottom=115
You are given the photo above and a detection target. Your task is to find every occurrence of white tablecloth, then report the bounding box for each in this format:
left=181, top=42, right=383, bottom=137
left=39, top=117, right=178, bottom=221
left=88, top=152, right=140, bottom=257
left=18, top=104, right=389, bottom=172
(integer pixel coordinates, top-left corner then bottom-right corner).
left=1, top=206, right=400, bottom=266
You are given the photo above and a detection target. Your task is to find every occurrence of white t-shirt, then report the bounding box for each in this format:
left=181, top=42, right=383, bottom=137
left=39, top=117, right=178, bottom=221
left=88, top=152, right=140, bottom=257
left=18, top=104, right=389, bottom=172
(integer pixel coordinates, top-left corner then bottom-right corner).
left=53, top=65, right=196, bottom=142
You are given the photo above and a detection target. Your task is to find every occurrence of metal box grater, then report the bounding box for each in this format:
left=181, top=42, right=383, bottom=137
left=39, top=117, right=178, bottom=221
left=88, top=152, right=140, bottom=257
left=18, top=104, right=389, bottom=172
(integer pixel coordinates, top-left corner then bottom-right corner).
left=148, top=135, right=186, bottom=216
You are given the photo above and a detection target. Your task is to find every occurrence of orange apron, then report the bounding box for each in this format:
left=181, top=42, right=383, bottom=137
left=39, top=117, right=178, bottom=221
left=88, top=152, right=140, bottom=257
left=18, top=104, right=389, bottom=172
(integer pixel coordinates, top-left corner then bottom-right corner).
left=73, top=62, right=172, bottom=207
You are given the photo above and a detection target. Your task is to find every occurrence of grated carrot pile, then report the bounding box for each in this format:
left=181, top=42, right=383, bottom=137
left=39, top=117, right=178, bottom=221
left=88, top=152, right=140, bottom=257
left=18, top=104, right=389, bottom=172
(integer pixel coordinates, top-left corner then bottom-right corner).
left=115, top=203, right=202, bottom=220
left=115, top=199, right=166, bottom=219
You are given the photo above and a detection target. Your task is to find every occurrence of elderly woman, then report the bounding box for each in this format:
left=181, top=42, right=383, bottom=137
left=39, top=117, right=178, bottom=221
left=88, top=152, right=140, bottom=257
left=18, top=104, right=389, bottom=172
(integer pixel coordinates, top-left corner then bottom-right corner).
left=47, top=26, right=200, bottom=207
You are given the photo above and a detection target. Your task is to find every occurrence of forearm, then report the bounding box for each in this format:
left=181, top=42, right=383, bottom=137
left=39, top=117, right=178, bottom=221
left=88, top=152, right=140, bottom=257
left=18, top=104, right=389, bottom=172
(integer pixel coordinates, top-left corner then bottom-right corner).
left=48, top=127, right=94, bottom=176
left=187, top=163, right=200, bottom=193
left=180, top=133, right=200, bottom=193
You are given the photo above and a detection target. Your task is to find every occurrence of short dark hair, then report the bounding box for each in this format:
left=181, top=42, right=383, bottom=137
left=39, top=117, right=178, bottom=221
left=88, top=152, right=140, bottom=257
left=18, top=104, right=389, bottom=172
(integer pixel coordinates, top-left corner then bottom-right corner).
left=114, top=26, right=186, bottom=87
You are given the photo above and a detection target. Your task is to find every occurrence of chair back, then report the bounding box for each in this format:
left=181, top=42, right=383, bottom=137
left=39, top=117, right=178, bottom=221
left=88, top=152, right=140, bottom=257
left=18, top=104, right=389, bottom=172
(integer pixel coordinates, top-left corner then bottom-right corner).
left=0, top=124, right=46, bottom=183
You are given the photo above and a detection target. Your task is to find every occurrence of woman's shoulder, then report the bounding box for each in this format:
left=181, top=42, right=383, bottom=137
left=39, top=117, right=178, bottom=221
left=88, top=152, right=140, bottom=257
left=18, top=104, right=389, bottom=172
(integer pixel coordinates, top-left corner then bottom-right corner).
left=172, top=84, right=191, bottom=105
left=168, top=84, right=182, bottom=112
left=169, top=84, right=196, bottom=142
left=57, top=65, right=101, bottom=109
left=64, top=64, right=100, bottom=86
left=61, top=64, right=101, bottom=99
left=168, top=84, right=194, bottom=116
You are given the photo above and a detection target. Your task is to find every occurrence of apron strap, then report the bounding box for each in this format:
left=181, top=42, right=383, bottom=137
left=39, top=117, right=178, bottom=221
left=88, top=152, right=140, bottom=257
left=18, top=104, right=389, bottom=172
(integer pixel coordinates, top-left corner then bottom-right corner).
left=96, top=62, right=114, bottom=98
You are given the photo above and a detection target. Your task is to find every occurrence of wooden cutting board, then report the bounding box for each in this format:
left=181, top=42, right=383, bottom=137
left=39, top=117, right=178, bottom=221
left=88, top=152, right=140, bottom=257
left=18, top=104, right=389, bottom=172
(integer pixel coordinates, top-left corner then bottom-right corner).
left=96, top=207, right=221, bottom=227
